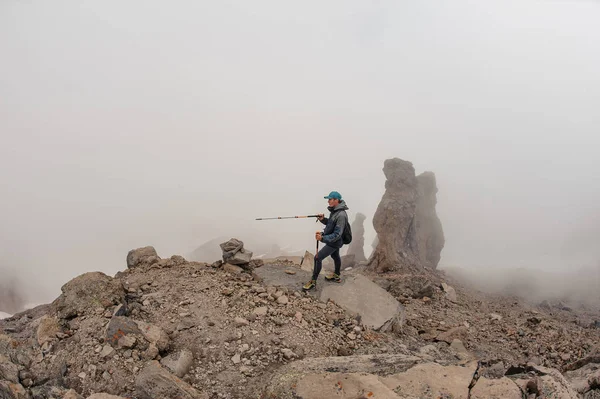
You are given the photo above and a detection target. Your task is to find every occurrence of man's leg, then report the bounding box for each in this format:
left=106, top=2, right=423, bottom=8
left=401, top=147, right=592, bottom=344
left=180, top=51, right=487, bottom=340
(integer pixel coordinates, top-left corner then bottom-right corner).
left=331, top=248, right=341, bottom=275
left=312, top=245, right=337, bottom=281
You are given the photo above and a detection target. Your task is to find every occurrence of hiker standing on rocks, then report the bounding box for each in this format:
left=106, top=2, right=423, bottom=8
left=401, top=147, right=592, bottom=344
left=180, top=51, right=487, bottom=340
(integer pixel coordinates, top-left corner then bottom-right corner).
left=303, top=191, right=349, bottom=291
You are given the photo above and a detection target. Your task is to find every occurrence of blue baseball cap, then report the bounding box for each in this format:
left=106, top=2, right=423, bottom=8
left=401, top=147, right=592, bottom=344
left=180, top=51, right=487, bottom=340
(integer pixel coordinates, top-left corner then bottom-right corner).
left=324, top=191, right=342, bottom=200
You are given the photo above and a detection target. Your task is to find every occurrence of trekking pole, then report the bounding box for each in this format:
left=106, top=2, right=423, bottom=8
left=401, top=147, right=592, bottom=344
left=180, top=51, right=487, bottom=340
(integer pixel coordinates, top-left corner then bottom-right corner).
left=255, top=215, right=319, bottom=220
left=316, top=240, right=319, bottom=259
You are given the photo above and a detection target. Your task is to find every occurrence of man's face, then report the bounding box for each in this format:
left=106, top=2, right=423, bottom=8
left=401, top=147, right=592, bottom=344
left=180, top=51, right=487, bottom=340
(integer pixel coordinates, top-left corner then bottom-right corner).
left=328, top=198, right=339, bottom=207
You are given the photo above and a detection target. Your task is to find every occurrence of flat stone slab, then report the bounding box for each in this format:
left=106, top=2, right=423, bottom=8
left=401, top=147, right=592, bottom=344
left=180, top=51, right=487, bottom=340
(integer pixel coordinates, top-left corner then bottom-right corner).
left=254, top=264, right=404, bottom=331
left=320, top=274, right=404, bottom=331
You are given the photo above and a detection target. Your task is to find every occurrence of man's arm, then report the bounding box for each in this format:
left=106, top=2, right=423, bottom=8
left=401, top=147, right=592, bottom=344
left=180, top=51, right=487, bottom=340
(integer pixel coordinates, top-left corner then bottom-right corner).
left=321, top=214, right=346, bottom=244
left=318, top=213, right=328, bottom=225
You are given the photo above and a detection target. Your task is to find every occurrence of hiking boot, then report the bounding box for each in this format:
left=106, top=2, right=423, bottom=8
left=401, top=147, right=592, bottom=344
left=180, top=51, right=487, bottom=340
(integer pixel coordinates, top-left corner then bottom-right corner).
left=325, top=273, right=341, bottom=283
left=302, top=279, right=316, bottom=291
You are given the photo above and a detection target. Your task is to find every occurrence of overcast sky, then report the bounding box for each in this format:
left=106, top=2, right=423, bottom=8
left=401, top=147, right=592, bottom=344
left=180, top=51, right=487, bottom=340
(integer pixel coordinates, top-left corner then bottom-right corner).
left=1, top=0, right=599, bottom=303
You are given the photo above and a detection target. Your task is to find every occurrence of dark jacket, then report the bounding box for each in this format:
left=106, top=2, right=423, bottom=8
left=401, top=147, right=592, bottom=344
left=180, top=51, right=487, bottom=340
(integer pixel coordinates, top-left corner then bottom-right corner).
left=320, top=200, right=349, bottom=249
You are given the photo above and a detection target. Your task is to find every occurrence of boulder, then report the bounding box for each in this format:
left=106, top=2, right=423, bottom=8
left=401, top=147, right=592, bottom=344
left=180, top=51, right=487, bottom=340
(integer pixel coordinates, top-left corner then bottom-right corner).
left=320, top=275, right=404, bottom=331
left=367, top=158, right=420, bottom=273
left=126, top=246, right=159, bottom=269
left=346, top=213, right=367, bottom=262
left=87, top=394, right=128, bottom=399
left=135, top=361, right=207, bottom=399
left=54, top=272, right=125, bottom=318
left=415, top=171, right=445, bottom=269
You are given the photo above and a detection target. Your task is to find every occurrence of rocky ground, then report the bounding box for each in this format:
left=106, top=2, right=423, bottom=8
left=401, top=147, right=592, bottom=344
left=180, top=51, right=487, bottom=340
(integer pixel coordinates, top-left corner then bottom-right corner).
left=1, top=247, right=600, bottom=398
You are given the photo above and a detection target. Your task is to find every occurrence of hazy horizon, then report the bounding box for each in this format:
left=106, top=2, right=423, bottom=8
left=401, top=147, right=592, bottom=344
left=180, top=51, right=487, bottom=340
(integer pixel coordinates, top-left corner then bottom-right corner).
left=2, top=0, right=600, bottom=307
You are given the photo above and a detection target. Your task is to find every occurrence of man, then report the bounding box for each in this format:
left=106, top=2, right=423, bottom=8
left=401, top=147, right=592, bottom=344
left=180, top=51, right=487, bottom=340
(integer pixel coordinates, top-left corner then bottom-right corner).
left=303, top=191, right=349, bottom=291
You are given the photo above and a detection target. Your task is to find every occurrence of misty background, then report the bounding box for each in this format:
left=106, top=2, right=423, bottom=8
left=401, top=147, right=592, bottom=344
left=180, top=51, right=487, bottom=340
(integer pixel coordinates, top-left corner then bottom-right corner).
left=1, top=0, right=600, bottom=308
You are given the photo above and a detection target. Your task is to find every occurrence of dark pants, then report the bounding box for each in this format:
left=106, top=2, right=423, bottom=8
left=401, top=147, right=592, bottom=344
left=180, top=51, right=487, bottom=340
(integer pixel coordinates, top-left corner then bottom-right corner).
left=312, top=244, right=341, bottom=280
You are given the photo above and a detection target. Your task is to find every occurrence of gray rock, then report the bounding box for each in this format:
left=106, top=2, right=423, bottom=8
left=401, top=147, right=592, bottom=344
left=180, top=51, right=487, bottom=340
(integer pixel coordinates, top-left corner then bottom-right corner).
left=277, top=295, right=289, bottom=305
left=55, top=272, right=125, bottom=318
left=135, top=320, right=170, bottom=352
left=160, top=349, right=194, bottom=378
left=0, top=354, right=19, bottom=383
left=135, top=361, right=207, bottom=399
left=127, top=246, right=159, bottom=269
left=234, top=317, right=249, bottom=327
left=253, top=307, right=268, bottom=316
left=118, top=335, right=136, bottom=349
left=99, top=344, right=114, bottom=358
left=220, top=238, right=253, bottom=265
left=105, top=316, right=141, bottom=346
left=367, top=158, right=420, bottom=273
left=320, top=274, right=404, bottom=331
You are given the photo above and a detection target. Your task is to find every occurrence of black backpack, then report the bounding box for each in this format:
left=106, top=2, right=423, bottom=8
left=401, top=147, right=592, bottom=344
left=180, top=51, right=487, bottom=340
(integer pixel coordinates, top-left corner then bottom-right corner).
left=342, top=216, right=352, bottom=245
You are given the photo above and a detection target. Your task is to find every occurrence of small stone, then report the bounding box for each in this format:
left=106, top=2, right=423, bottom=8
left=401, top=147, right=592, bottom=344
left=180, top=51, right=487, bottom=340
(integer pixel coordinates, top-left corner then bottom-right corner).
left=221, top=288, right=234, bottom=296
left=347, top=332, right=357, bottom=340
left=277, top=295, right=289, bottom=305
left=353, top=326, right=362, bottom=332
left=273, top=291, right=283, bottom=299
left=223, top=263, right=244, bottom=274
left=99, top=344, right=115, bottom=358
left=295, top=312, right=303, bottom=322
left=118, top=335, right=136, bottom=349
left=231, top=353, right=241, bottom=364
left=102, top=370, right=111, bottom=380
left=234, top=317, right=249, bottom=327
left=490, top=313, right=503, bottom=321
left=143, top=343, right=159, bottom=360
left=78, top=372, right=86, bottom=379
left=253, top=307, right=268, bottom=316
left=284, top=270, right=296, bottom=275
left=281, top=348, right=296, bottom=359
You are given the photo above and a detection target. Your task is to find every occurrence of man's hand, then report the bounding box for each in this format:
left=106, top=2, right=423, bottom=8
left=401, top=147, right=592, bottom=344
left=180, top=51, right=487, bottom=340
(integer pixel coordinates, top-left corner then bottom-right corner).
left=315, top=231, right=322, bottom=241
left=317, top=213, right=324, bottom=221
